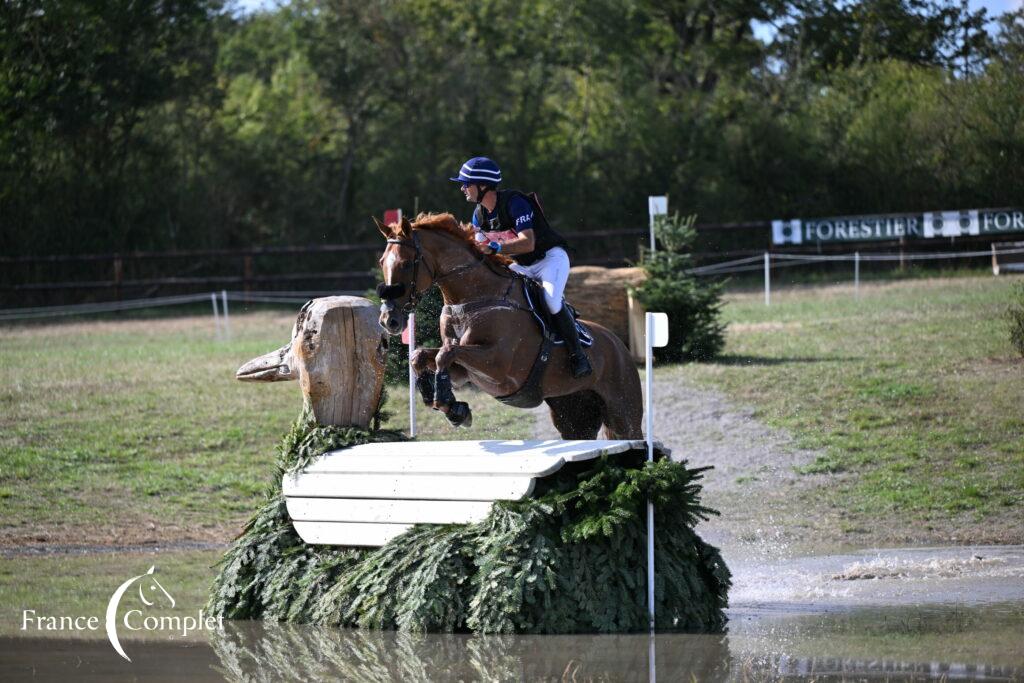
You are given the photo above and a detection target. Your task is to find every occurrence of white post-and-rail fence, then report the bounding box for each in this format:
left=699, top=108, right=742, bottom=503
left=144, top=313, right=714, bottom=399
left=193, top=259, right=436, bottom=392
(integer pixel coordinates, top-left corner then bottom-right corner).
left=4, top=244, right=1022, bottom=322
left=689, top=245, right=1024, bottom=306
left=0, top=289, right=365, bottom=323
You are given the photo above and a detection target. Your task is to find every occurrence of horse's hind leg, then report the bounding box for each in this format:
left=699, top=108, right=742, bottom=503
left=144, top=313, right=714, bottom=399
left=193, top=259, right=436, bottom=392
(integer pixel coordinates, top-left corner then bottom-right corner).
left=545, top=391, right=604, bottom=439
left=599, top=403, right=643, bottom=440
left=596, top=369, right=644, bottom=440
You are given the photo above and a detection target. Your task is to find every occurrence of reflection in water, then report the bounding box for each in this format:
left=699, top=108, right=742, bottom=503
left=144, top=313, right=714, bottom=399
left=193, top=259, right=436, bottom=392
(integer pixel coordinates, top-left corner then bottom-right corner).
left=207, top=602, right=1024, bottom=682
left=211, top=623, right=730, bottom=682
left=3, top=603, right=1024, bottom=682
left=730, top=602, right=1024, bottom=681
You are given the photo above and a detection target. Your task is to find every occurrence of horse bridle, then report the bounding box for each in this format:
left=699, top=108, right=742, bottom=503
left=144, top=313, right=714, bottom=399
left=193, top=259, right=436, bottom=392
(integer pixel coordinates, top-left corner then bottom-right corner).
left=380, top=231, right=484, bottom=314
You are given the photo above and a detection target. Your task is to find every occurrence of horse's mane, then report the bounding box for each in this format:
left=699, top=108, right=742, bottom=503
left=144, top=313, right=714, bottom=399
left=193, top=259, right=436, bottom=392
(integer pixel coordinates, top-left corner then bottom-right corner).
left=400, top=212, right=513, bottom=267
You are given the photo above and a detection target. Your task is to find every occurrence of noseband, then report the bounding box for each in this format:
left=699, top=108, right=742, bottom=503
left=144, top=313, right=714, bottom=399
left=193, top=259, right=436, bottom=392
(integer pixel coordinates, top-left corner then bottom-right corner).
left=381, top=232, right=433, bottom=314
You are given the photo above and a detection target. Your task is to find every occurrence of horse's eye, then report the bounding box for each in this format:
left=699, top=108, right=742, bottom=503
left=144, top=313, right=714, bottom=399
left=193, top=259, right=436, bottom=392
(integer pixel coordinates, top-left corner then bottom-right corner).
left=398, top=262, right=413, bottom=271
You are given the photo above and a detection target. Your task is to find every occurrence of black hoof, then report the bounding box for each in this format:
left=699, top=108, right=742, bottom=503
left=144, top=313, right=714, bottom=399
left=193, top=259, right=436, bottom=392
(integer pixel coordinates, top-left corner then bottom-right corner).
left=446, top=401, right=473, bottom=428
left=416, top=373, right=435, bottom=406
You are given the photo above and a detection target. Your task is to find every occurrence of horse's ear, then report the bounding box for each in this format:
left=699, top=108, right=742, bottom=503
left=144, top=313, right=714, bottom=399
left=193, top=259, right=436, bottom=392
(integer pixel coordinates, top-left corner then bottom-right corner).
left=372, top=216, right=390, bottom=239
left=399, top=215, right=413, bottom=237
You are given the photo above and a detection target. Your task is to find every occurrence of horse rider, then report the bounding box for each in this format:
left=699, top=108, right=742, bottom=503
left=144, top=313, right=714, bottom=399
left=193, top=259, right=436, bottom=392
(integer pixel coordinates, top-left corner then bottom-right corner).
left=451, top=156, right=593, bottom=379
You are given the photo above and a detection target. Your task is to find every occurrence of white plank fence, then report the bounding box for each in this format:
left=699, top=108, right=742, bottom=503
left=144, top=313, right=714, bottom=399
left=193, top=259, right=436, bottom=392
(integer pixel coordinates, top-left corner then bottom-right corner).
left=284, top=439, right=649, bottom=546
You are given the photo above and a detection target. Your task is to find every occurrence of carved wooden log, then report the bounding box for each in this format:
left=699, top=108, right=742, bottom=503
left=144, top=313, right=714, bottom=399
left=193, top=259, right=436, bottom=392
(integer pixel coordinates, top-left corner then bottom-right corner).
left=236, top=296, right=387, bottom=428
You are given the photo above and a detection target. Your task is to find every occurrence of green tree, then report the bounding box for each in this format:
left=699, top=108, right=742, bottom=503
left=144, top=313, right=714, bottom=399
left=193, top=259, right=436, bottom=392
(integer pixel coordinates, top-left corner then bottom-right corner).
left=0, top=0, right=221, bottom=254
left=630, top=213, right=726, bottom=363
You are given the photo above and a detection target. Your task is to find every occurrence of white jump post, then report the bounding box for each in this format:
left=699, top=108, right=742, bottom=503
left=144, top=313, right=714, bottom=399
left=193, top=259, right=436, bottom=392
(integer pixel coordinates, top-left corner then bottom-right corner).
left=384, top=207, right=416, bottom=436
left=854, top=251, right=860, bottom=299
left=221, top=289, right=230, bottom=336
left=764, top=252, right=771, bottom=306
left=210, top=292, right=221, bottom=336
left=648, top=196, right=668, bottom=256
left=407, top=313, right=417, bottom=438
left=645, top=312, right=669, bottom=632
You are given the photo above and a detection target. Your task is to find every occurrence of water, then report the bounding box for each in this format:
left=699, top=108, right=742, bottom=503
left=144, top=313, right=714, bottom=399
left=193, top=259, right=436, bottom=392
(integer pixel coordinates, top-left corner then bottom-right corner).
left=3, top=546, right=1023, bottom=681
left=728, top=545, right=1024, bottom=607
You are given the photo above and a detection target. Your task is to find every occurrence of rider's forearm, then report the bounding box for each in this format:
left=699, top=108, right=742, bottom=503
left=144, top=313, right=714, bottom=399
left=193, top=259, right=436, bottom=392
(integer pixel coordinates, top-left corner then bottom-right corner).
left=495, top=231, right=535, bottom=255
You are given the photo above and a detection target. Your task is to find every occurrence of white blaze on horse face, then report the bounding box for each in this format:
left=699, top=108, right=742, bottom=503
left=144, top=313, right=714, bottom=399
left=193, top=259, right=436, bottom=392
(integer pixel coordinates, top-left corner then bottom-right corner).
left=384, top=250, right=399, bottom=283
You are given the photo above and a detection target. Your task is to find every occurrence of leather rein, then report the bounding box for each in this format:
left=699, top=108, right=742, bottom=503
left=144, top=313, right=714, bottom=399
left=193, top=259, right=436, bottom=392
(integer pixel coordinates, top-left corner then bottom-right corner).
left=385, top=230, right=508, bottom=314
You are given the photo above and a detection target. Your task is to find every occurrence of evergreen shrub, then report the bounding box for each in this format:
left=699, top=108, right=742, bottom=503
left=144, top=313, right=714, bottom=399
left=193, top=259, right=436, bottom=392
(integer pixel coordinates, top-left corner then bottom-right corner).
left=370, top=285, right=445, bottom=384
left=208, top=414, right=731, bottom=633
left=630, top=213, right=726, bottom=362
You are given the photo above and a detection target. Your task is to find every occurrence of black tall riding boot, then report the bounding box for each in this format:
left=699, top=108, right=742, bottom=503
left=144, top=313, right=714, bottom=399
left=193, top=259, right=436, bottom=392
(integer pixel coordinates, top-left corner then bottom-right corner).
left=552, top=306, right=593, bottom=378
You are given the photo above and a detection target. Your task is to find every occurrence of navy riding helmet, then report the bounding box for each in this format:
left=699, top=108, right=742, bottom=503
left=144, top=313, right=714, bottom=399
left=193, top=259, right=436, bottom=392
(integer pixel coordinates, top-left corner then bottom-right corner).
left=449, top=156, right=502, bottom=185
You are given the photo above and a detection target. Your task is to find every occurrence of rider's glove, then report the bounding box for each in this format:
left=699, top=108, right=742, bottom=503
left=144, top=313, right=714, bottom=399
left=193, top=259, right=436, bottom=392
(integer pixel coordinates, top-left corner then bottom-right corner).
left=488, top=241, right=502, bottom=253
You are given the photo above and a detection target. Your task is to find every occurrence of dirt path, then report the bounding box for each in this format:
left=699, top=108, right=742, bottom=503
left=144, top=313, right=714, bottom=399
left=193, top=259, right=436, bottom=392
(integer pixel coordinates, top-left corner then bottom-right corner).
left=531, top=372, right=843, bottom=557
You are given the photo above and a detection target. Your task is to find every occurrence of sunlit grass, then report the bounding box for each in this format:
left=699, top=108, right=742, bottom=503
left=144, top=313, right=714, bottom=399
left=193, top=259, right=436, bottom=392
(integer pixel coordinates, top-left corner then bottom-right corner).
left=675, top=275, right=1024, bottom=536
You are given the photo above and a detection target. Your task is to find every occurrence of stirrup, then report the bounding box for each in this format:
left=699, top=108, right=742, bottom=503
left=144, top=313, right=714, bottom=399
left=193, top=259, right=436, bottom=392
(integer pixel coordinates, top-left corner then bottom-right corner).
left=569, top=352, right=593, bottom=379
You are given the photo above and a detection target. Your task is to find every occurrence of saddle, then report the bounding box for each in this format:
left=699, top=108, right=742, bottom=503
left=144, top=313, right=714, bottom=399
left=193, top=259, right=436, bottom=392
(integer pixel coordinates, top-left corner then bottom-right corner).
left=492, top=277, right=592, bottom=409
left=437, top=275, right=592, bottom=410
left=520, top=278, right=594, bottom=348
left=439, top=276, right=592, bottom=347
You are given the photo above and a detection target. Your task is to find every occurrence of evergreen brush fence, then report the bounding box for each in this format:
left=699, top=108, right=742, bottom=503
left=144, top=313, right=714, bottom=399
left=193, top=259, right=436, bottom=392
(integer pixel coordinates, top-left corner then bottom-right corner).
left=207, top=413, right=730, bottom=633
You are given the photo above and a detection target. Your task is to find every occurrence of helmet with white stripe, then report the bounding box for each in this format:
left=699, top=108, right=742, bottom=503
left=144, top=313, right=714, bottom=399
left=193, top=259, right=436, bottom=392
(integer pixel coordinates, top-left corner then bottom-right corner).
left=449, top=156, right=502, bottom=185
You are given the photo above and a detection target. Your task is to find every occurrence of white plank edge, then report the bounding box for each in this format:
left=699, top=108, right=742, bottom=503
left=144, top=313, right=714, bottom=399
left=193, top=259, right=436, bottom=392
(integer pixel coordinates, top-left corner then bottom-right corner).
left=283, top=472, right=536, bottom=501
left=313, top=439, right=643, bottom=461
left=301, top=454, right=567, bottom=477
left=292, top=521, right=411, bottom=547
left=314, top=440, right=568, bottom=458
left=286, top=497, right=493, bottom=524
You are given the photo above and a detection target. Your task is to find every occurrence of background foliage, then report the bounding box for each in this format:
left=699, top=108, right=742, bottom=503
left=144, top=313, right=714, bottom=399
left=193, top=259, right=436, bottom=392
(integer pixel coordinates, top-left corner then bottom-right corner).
left=2, top=0, right=1022, bottom=256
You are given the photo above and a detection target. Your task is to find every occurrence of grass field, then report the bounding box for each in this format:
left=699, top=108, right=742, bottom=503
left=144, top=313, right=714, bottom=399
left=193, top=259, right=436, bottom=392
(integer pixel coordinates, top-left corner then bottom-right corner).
left=1, top=275, right=1021, bottom=549
left=676, top=275, right=1024, bottom=543
left=0, top=310, right=528, bottom=547
left=0, top=549, right=220, bottom=638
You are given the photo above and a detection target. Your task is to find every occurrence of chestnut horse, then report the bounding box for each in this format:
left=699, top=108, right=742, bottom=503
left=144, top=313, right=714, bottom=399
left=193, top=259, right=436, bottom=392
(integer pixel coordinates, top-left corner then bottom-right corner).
left=376, top=213, right=643, bottom=440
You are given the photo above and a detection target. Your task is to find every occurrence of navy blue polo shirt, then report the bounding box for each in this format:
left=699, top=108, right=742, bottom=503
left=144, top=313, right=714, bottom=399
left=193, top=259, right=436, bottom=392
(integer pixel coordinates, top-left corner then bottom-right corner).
left=471, top=195, right=535, bottom=233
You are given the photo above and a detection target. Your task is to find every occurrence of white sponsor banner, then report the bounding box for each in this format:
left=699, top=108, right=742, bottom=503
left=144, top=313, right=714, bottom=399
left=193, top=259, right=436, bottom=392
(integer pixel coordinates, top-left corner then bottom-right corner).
left=771, top=208, right=1022, bottom=245
left=922, top=210, right=979, bottom=238
left=772, top=219, right=802, bottom=245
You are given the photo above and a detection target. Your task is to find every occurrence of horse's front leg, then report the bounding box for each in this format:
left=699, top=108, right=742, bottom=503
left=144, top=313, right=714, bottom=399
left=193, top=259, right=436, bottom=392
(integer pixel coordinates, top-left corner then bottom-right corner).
left=432, top=341, right=480, bottom=428
left=412, top=347, right=469, bottom=407
left=433, top=341, right=511, bottom=428
left=411, top=347, right=440, bottom=407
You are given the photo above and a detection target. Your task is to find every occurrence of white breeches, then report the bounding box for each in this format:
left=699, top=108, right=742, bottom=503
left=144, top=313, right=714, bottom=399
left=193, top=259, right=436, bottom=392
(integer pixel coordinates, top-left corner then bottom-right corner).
left=509, top=247, right=570, bottom=313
